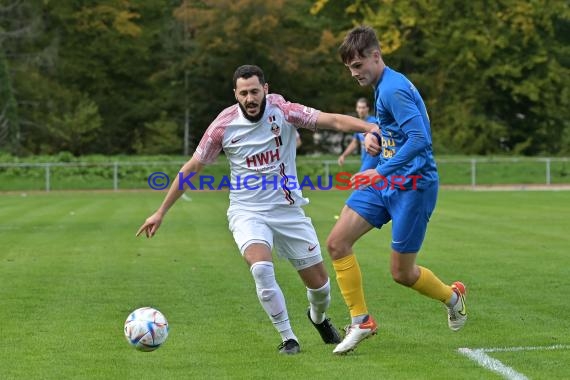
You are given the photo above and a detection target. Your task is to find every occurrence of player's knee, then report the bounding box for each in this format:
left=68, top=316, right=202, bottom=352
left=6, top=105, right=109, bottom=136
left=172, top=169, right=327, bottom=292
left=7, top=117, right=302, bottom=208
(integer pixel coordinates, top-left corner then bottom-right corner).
left=326, top=235, right=350, bottom=259
left=251, top=265, right=276, bottom=301
left=250, top=260, right=276, bottom=288
left=258, top=288, right=275, bottom=302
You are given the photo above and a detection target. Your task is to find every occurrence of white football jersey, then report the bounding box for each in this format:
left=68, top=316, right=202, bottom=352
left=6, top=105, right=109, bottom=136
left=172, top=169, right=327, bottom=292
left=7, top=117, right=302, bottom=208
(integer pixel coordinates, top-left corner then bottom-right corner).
left=193, top=93, right=320, bottom=210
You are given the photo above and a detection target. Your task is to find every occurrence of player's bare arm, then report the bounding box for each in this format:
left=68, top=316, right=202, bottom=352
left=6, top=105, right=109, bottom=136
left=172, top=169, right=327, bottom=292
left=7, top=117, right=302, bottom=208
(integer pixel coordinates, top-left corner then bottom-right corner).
left=338, top=138, right=360, bottom=166
left=136, top=156, right=205, bottom=238
left=316, top=112, right=377, bottom=134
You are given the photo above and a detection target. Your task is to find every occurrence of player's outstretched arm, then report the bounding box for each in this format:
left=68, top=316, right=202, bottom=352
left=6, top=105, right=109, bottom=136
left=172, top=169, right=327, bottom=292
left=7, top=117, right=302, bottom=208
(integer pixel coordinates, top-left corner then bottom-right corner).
left=136, top=156, right=205, bottom=238
left=338, top=138, right=359, bottom=166
left=316, top=112, right=377, bottom=134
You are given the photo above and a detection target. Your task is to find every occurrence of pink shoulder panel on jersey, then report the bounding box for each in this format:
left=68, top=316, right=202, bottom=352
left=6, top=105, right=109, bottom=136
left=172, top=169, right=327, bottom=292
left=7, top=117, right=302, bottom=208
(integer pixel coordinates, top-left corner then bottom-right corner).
left=194, top=105, right=239, bottom=164
left=267, top=94, right=320, bottom=131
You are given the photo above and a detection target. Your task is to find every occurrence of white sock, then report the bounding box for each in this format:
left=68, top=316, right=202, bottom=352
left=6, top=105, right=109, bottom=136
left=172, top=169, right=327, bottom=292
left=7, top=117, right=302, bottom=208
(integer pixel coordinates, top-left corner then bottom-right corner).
left=279, top=329, right=297, bottom=342
left=307, top=278, right=331, bottom=324
left=351, top=314, right=368, bottom=325
left=447, top=291, right=458, bottom=307
left=250, top=261, right=297, bottom=342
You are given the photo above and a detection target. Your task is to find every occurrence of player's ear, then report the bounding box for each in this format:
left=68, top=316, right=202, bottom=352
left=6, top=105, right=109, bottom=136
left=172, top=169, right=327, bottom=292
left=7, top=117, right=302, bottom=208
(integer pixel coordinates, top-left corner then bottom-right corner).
left=264, top=83, right=269, bottom=94
left=373, top=49, right=381, bottom=63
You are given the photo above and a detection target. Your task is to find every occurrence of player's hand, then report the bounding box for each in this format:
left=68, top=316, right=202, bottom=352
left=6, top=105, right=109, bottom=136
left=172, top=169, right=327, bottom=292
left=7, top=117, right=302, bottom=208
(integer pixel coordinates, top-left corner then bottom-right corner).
left=136, top=212, right=164, bottom=238
left=337, top=155, right=345, bottom=166
left=364, top=133, right=381, bottom=156
left=350, top=169, right=384, bottom=189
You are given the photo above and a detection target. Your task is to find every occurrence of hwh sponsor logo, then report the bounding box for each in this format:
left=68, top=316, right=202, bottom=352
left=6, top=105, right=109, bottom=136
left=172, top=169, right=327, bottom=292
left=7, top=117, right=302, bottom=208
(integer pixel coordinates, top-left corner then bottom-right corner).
left=245, top=148, right=280, bottom=168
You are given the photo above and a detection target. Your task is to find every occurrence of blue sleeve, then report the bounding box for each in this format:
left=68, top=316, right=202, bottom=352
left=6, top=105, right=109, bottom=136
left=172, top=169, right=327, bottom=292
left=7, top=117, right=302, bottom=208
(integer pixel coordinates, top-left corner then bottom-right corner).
left=366, top=115, right=377, bottom=124
left=375, top=115, right=429, bottom=177
left=353, top=132, right=364, bottom=143
left=388, top=87, right=421, bottom=126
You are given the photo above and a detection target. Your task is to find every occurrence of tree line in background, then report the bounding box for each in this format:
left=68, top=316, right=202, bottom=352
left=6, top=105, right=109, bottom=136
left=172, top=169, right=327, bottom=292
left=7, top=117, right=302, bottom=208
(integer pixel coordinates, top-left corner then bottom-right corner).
left=0, top=0, right=568, bottom=157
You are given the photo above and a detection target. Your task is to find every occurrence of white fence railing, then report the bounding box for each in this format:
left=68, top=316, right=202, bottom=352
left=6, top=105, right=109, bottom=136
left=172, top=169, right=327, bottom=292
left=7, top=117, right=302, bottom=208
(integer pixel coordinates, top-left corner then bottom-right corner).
left=0, top=161, right=187, bottom=192
left=0, top=157, right=569, bottom=191
left=323, top=157, right=570, bottom=187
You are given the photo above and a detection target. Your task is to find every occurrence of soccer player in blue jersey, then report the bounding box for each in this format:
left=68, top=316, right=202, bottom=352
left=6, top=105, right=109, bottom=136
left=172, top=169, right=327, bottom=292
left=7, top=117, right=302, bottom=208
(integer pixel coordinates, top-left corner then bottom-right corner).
left=337, top=98, right=380, bottom=171
left=327, top=26, right=467, bottom=354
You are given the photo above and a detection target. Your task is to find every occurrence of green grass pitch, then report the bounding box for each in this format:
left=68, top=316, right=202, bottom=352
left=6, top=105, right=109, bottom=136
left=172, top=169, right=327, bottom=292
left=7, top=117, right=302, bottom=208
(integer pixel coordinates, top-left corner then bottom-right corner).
left=1, top=189, right=569, bottom=379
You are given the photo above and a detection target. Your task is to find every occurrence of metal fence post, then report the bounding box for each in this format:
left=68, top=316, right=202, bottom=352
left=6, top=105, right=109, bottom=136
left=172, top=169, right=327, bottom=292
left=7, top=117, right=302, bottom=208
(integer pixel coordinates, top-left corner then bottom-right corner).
left=45, top=164, right=51, bottom=192
left=471, top=159, right=477, bottom=188
left=113, top=162, right=119, bottom=191
left=546, top=158, right=551, bottom=185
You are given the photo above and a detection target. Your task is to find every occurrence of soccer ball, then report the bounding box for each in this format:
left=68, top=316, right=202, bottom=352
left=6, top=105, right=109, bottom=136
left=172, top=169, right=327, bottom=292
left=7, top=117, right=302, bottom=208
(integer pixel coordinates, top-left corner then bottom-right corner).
left=124, top=307, right=169, bottom=351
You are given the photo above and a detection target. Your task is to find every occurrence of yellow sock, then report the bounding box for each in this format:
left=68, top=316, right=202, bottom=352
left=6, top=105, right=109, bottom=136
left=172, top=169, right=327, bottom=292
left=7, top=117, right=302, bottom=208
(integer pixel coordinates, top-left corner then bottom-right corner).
left=411, top=266, right=453, bottom=303
left=332, top=254, right=368, bottom=317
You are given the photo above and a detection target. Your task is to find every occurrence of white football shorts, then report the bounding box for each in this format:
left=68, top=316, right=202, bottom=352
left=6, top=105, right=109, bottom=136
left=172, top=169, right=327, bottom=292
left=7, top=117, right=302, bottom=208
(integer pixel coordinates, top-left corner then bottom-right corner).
left=227, top=205, right=323, bottom=270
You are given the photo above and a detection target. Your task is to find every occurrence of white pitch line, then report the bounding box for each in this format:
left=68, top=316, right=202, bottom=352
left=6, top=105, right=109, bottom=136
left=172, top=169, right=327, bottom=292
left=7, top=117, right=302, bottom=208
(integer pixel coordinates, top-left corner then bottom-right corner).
left=480, top=344, right=570, bottom=353
left=458, top=348, right=528, bottom=380
left=458, top=344, right=570, bottom=380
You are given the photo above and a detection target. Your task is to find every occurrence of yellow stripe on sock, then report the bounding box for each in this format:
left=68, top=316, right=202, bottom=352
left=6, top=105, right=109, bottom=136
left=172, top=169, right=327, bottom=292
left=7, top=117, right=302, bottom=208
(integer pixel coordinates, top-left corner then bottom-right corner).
left=332, top=254, right=368, bottom=317
left=411, top=266, right=453, bottom=303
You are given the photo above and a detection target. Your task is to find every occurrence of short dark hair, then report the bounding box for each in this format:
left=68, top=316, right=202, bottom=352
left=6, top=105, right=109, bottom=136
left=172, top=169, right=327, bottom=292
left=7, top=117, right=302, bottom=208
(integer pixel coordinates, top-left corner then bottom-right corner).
left=356, top=97, right=370, bottom=107
left=339, top=26, right=381, bottom=64
left=233, top=65, right=265, bottom=88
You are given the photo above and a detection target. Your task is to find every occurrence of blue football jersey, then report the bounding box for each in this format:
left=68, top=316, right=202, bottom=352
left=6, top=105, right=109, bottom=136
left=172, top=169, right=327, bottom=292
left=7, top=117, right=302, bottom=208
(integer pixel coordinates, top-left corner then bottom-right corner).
left=373, top=67, right=438, bottom=188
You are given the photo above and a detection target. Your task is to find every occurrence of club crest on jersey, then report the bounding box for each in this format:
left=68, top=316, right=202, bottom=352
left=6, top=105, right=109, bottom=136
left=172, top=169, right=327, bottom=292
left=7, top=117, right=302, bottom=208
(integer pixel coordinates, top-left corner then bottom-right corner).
left=268, top=115, right=280, bottom=136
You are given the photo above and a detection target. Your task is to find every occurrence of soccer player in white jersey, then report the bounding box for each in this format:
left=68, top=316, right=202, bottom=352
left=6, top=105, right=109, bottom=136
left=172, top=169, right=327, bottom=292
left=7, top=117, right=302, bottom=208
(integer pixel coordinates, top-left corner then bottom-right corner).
left=136, top=65, right=378, bottom=355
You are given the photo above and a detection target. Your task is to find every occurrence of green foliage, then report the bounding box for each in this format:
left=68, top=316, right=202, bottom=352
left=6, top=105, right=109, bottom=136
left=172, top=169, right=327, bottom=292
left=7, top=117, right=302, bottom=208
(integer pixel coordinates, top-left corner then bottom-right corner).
left=15, top=0, right=179, bottom=155
left=336, top=0, right=570, bottom=155
left=134, top=113, right=182, bottom=155
left=45, top=96, right=103, bottom=156
left=1, top=0, right=568, bottom=156
left=0, top=49, right=20, bottom=154
left=0, top=10, right=26, bottom=155
left=170, top=0, right=359, bottom=142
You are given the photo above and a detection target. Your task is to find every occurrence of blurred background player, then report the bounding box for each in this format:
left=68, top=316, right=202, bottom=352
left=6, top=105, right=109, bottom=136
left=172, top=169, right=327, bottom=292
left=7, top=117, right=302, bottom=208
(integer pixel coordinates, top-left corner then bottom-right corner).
left=337, top=97, right=379, bottom=171
left=327, top=26, right=467, bottom=354
left=136, top=64, right=377, bottom=355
